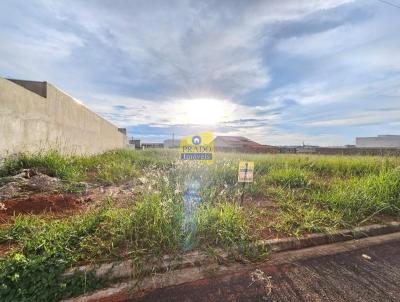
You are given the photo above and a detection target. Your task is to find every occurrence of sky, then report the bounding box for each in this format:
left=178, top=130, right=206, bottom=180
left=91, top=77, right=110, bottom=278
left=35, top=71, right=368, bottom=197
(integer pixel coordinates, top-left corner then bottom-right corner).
left=1, top=0, right=400, bottom=145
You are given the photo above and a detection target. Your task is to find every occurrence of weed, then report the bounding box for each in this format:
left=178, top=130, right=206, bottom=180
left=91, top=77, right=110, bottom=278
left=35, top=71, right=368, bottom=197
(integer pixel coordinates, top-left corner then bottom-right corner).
left=195, top=202, right=250, bottom=247
left=266, top=168, right=312, bottom=188
left=1, top=150, right=400, bottom=300
left=0, top=151, right=81, bottom=181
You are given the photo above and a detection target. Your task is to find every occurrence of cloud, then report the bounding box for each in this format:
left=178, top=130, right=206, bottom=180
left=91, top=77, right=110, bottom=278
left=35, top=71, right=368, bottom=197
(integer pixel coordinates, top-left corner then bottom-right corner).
left=1, top=0, right=399, bottom=146
left=306, top=109, right=400, bottom=127
left=15, top=0, right=354, bottom=100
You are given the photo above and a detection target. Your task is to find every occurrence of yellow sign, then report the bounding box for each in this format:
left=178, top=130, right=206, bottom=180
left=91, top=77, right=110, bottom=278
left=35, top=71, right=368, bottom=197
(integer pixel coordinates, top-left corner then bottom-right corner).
left=180, top=132, right=214, bottom=164
left=238, top=161, right=254, bottom=182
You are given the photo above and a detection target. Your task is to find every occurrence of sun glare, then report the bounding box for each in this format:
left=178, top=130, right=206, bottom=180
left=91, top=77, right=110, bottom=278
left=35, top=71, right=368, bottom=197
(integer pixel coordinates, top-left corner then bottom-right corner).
left=176, top=98, right=231, bottom=125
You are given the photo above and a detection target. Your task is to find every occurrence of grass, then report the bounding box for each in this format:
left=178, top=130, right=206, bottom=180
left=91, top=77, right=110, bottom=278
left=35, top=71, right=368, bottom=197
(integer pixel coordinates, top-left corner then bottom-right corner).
left=265, top=167, right=312, bottom=188
left=1, top=150, right=399, bottom=233
left=0, top=191, right=251, bottom=301
left=0, top=149, right=400, bottom=300
left=0, top=149, right=173, bottom=184
left=195, top=202, right=251, bottom=247
left=0, top=205, right=111, bottom=301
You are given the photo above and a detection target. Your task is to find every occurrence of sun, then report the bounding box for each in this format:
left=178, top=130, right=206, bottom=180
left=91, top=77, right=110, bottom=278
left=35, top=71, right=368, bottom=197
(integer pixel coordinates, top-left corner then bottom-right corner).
left=176, top=98, right=231, bottom=125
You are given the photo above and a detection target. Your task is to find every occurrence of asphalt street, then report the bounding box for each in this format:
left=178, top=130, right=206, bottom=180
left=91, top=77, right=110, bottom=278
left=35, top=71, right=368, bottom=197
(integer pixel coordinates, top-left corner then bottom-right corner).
left=127, top=238, right=400, bottom=302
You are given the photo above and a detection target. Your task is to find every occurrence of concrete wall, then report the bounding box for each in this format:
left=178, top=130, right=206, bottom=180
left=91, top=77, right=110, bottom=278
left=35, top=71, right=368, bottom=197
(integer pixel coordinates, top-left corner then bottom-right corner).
left=0, top=78, right=127, bottom=155
left=8, top=79, right=47, bottom=97
left=316, top=147, right=400, bottom=156
left=356, top=135, right=400, bottom=148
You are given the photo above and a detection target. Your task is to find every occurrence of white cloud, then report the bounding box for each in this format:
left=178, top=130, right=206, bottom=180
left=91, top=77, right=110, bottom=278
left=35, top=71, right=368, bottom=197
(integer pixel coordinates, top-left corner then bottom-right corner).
left=0, top=25, right=84, bottom=78
left=88, top=94, right=280, bottom=128
left=31, top=0, right=355, bottom=99
left=306, top=109, right=400, bottom=127
left=2, top=0, right=400, bottom=146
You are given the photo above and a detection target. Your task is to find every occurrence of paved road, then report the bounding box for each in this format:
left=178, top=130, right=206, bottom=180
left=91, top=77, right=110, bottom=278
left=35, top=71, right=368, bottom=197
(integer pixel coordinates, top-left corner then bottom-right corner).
left=127, top=240, right=400, bottom=302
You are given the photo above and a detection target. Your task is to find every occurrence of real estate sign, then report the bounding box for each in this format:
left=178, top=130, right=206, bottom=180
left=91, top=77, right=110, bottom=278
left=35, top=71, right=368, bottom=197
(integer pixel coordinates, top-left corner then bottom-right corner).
left=238, top=161, right=254, bottom=182
left=180, top=132, right=214, bottom=164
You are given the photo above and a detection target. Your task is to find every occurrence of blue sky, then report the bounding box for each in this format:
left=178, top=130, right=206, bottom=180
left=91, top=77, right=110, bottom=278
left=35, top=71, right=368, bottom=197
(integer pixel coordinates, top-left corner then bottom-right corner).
left=1, top=0, right=400, bottom=145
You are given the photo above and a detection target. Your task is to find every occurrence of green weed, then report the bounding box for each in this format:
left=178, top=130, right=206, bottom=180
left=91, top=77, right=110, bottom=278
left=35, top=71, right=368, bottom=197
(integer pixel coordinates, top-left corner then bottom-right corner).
left=0, top=150, right=81, bottom=181
left=266, top=168, right=312, bottom=188
left=195, top=202, right=250, bottom=247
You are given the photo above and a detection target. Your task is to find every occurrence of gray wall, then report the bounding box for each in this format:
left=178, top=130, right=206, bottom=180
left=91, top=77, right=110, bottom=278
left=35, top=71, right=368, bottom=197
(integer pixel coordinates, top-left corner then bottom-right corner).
left=0, top=78, right=127, bottom=155
left=356, top=135, right=400, bottom=148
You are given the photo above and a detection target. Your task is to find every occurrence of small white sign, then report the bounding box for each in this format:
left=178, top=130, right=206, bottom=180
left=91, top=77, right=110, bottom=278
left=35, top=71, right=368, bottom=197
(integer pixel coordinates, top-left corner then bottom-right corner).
left=238, top=161, right=254, bottom=183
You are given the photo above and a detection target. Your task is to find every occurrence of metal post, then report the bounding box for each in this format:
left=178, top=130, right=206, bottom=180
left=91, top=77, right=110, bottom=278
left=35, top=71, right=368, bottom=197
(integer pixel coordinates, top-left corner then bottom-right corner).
left=240, top=162, right=248, bottom=206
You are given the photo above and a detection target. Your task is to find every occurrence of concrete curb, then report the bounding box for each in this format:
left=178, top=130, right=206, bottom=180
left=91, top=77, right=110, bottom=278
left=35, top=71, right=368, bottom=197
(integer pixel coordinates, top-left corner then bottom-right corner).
left=260, top=221, right=400, bottom=252
left=63, top=250, right=216, bottom=280
left=64, top=222, right=400, bottom=282
left=64, top=229, right=400, bottom=302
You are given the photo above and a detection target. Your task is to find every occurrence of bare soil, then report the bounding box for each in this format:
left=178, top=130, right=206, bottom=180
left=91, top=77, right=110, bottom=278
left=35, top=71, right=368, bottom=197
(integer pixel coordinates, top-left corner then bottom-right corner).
left=0, top=168, right=139, bottom=225
left=0, top=193, right=94, bottom=223
left=0, top=241, right=18, bottom=257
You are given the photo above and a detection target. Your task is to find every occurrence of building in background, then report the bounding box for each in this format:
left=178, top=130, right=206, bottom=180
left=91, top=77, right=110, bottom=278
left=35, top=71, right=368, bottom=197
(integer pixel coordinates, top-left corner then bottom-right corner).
left=164, top=139, right=180, bottom=148
left=141, top=143, right=164, bottom=149
left=356, top=135, right=400, bottom=148
left=128, top=138, right=141, bottom=149
left=212, top=136, right=278, bottom=153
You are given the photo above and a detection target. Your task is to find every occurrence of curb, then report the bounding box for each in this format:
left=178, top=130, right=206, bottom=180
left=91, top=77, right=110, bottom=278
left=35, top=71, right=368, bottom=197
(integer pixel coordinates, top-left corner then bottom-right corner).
left=64, top=229, right=400, bottom=302
left=261, top=221, right=400, bottom=252
left=64, top=221, right=400, bottom=281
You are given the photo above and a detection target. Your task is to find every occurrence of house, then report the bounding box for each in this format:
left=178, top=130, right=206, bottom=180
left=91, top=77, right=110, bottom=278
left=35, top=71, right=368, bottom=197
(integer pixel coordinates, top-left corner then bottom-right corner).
left=128, top=138, right=141, bottom=149
left=212, top=136, right=278, bottom=153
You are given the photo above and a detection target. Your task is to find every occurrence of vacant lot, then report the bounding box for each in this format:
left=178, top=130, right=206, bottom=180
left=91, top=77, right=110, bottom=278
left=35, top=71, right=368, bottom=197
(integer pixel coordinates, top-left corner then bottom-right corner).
left=0, top=149, right=399, bottom=301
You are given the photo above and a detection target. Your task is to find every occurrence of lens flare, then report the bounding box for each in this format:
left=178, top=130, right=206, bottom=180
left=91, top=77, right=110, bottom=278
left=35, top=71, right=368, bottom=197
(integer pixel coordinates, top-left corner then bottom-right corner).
left=181, top=180, right=201, bottom=250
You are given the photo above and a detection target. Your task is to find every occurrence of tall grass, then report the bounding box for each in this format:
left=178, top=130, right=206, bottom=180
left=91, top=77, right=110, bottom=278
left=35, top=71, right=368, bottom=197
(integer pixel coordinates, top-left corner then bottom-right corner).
left=0, top=149, right=173, bottom=184
left=265, top=167, right=312, bottom=188
left=0, top=192, right=252, bottom=301
left=129, top=194, right=184, bottom=256
left=0, top=150, right=81, bottom=180
left=2, top=150, right=399, bottom=233
left=315, top=169, right=400, bottom=225
left=195, top=202, right=250, bottom=247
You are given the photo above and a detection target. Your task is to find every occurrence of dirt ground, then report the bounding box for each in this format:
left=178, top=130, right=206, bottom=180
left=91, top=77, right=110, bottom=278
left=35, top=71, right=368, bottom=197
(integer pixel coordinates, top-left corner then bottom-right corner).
left=0, top=193, right=94, bottom=222
left=0, top=169, right=140, bottom=225
left=0, top=174, right=137, bottom=256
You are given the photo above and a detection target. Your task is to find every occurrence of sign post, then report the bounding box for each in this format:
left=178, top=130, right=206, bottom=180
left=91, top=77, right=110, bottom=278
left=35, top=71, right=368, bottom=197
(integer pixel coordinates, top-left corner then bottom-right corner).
left=238, top=161, right=254, bottom=206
